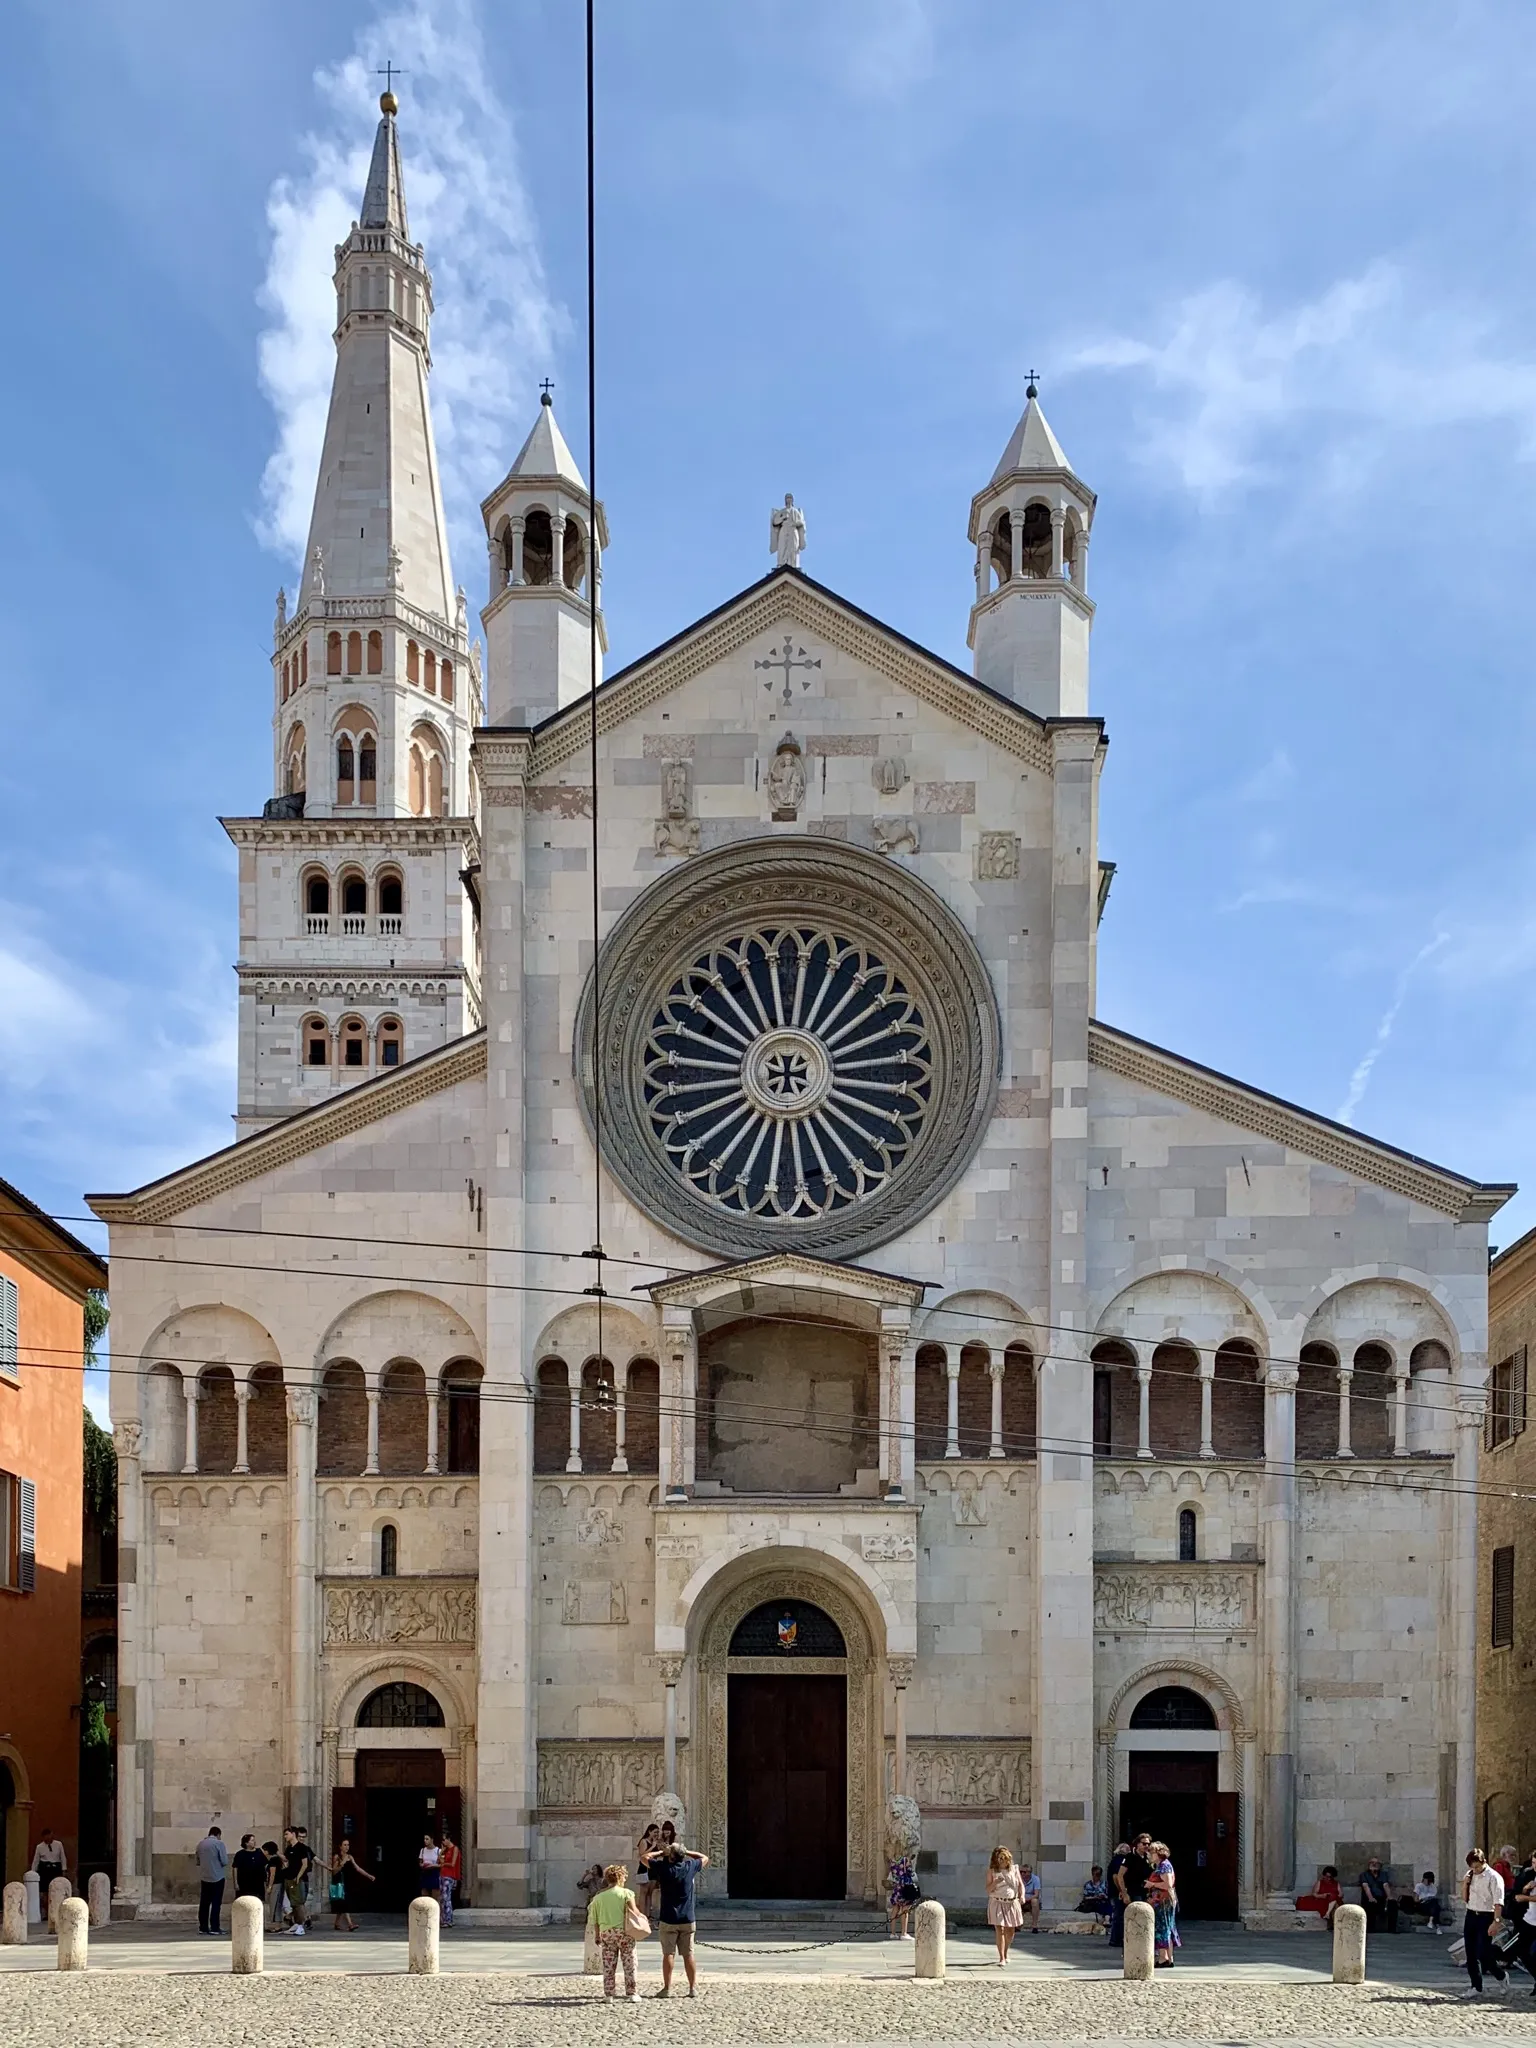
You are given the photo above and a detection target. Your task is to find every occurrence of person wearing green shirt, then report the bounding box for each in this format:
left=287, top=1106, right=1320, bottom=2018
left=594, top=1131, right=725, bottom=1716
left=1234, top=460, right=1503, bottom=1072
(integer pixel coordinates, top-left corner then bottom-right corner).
left=587, top=1862, right=642, bottom=2000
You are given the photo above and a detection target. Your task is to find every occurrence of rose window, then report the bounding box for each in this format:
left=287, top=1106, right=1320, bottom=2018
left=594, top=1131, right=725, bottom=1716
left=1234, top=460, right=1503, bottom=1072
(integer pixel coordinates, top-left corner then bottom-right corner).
left=642, top=929, right=934, bottom=1220
left=576, top=840, right=1000, bottom=1261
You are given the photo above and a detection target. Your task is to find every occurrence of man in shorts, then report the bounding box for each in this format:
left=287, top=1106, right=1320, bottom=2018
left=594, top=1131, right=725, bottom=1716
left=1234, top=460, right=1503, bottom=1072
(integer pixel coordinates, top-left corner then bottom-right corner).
left=643, top=1839, right=710, bottom=1998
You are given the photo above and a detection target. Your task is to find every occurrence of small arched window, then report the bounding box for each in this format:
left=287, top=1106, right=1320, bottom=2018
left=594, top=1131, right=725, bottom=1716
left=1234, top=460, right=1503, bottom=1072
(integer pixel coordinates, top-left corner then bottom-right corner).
left=406, top=640, right=420, bottom=685
left=336, top=738, right=355, bottom=797
left=1178, top=1507, right=1197, bottom=1562
left=425, top=651, right=438, bottom=695
left=428, top=750, right=444, bottom=817
left=563, top=516, right=587, bottom=591
left=346, top=630, right=362, bottom=675
left=357, top=1681, right=443, bottom=1728
left=989, top=510, right=1013, bottom=587
left=378, top=1017, right=404, bottom=1068
left=440, top=660, right=454, bottom=706
left=523, top=508, right=554, bottom=585
left=286, top=728, right=307, bottom=798
left=300, top=641, right=308, bottom=685
left=366, top=630, right=383, bottom=675
left=303, top=1017, right=330, bottom=1068
left=341, top=873, right=366, bottom=919
left=340, top=1016, right=367, bottom=1068
left=378, top=1523, right=398, bottom=1576
left=409, top=744, right=425, bottom=817
left=378, top=872, right=403, bottom=919
left=1019, top=502, right=1053, bottom=577
left=305, top=873, right=330, bottom=917
left=358, top=736, right=377, bottom=800
left=281, top=658, right=290, bottom=701
left=1129, top=1685, right=1217, bottom=1730
left=327, top=631, right=342, bottom=676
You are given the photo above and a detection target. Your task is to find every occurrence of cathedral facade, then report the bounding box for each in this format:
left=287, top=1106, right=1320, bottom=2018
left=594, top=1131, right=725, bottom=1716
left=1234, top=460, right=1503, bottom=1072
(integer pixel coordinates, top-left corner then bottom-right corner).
left=94, top=99, right=1509, bottom=1920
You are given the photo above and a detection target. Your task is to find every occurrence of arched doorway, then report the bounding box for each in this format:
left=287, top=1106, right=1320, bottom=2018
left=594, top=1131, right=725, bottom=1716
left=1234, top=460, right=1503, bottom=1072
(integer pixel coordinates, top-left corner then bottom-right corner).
left=695, top=1570, right=879, bottom=1902
left=727, top=1600, right=847, bottom=1899
left=1119, top=1685, right=1237, bottom=1921
left=333, top=1682, right=456, bottom=1912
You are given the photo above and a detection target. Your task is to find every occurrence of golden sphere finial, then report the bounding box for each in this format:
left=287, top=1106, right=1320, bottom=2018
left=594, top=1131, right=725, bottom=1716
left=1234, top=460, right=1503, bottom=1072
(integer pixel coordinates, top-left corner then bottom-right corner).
left=380, top=89, right=398, bottom=115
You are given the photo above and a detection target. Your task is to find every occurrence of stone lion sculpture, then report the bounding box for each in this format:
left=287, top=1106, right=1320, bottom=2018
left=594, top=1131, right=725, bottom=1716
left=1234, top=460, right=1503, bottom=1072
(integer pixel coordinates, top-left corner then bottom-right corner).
left=650, top=1791, right=686, bottom=1834
left=884, top=1792, right=921, bottom=1863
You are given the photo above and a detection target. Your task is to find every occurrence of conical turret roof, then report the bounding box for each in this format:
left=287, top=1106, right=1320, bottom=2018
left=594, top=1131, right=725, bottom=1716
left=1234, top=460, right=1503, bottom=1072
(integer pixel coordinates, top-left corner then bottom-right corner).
left=991, top=391, right=1071, bottom=480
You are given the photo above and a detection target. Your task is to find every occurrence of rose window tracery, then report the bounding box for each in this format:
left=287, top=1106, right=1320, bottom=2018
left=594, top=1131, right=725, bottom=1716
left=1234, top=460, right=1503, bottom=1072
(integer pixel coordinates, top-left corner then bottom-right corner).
left=576, top=840, right=1000, bottom=1261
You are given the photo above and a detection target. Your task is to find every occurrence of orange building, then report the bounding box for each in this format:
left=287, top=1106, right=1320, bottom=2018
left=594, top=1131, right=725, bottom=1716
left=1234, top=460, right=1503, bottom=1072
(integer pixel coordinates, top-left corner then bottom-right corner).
left=0, top=1175, right=107, bottom=1886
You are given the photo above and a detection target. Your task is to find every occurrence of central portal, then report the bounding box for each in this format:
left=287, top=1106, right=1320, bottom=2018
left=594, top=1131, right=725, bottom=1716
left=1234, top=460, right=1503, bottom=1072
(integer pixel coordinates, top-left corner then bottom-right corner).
left=728, top=1675, right=847, bottom=1898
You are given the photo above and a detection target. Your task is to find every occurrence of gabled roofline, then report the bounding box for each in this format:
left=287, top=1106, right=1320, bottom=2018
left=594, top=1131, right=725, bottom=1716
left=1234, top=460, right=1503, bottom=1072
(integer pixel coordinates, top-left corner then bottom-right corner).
left=647, top=1248, right=927, bottom=1310
left=0, top=1175, right=109, bottom=1300
left=87, top=1032, right=487, bottom=1228
left=475, top=568, right=1105, bottom=779
left=1089, top=1019, right=1514, bottom=1223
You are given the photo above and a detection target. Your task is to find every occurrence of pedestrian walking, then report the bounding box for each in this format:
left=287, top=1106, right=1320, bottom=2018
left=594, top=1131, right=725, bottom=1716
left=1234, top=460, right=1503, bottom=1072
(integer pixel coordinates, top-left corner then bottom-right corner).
left=195, top=1824, right=228, bottom=1935
left=586, top=1861, right=643, bottom=2002
left=233, top=1833, right=268, bottom=1912
left=418, top=1834, right=442, bottom=1897
left=438, top=1831, right=461, bottom=1926
left=643, top=1837, right=710, bottom=1998
left=986, top=1845, right=1025, bottom=1964
left=1148, top=1842, right=1179, bottom=1965
left=29, top=1827, right=67, bottom=1901
left=886, top=1848, right=918, bottom=1940
left=329, top=1838, right=375, bottom=1932
left=1461, top=1846, right=1508, bottom=1998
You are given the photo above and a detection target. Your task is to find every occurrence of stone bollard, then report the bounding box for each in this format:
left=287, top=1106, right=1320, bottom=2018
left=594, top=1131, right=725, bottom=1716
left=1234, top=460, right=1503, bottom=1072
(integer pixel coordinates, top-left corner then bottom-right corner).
left=1123, top=1900, right=1155, bottom=1980
left=231, top=1895, right=264, bottom=1974
left=56, top=1896, right=89, bottom=1971
left=2, top=1882, right=26, bottom=1944
left=407, top=1893, right=440, bottom=1975
left=23, top=1871, right=40, bottom=1925
left=47, top=1877, right=72, bottom=1933
left=913, top=1898, right=946, bottom=1980
left=87, top=1873, right=111, bottom=1928
left=1332, top=1902, right=1367, bottom=1984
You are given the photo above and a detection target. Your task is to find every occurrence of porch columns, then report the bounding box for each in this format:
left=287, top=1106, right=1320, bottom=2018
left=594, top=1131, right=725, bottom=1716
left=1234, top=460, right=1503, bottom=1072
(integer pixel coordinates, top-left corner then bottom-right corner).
left=659, top=1656, right=684, bottom=1797
left=1336, top=1364, right=1354, bottom=1458
left=612, top=1358, right=630, bottom=1474
left=180, top=1378, right=200, bottom=1475
left=365, top=1386, right=381, bottom=1475
left=233, top=1381, right=251, bottom=1476
left=1135, top=1362, right=1152, bottom=1459
left=988, top=1357, right=1006, bottom=1460
left=1198, top=1358, right=1215, bottom=1459
left=1391, top=1361, right=1409, bottom=1458
left=890, top=1656, right=914, bottom=1796
left=425, top=1380, right=440, bottom=1475
left=944, top=1352, right=961, bottom=1458
left=565, top=1366, right=583, bottom=1474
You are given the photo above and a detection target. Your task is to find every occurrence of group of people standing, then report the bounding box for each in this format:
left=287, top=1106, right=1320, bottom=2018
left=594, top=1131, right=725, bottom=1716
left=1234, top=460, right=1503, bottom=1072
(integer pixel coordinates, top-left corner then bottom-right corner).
left=580, top=1823, right=711, bottom=2001
left=186, top=1822, right=460, bottom=1935
left=1091, top=1834, right=1179, bottom=1964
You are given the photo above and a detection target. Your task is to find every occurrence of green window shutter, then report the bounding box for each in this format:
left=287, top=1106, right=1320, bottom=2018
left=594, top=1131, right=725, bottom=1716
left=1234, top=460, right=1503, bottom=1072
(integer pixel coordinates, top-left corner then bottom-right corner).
left=18, top=1477, right=35, bottom=1593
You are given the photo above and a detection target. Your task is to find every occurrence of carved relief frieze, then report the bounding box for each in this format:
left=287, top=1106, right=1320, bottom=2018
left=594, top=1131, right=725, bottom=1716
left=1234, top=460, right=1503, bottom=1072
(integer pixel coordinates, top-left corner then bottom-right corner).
left=977, top=830, right=1020, bottom=881
left=322, top=1577, right=476, bottom=1646
left=538, top=1740, right=679, bottom=1810
left=886, top=1738, right=1031, bottom=1810
left=1093, top=1565, right=1256, bottom=1633
left=563, top=1579, right=629, bottom=1625
left=861, top=1532, right=917, bottom=1561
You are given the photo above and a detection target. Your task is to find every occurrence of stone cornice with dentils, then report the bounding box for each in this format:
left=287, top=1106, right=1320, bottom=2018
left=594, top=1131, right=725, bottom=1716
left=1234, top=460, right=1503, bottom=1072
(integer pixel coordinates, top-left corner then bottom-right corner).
left=1089, top=1020, right=1514, bottom=1223
left=521, top=573, right=1071, bottom=780
left=221, top=817, right=481, bottom=857
left=87, top=1031, right=488, bottom=1227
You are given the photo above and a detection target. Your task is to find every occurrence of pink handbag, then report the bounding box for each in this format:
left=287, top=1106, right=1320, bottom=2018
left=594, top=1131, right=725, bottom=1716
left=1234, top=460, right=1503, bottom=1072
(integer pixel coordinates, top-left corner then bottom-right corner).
left=623, top=1897, right=651, bottom=1939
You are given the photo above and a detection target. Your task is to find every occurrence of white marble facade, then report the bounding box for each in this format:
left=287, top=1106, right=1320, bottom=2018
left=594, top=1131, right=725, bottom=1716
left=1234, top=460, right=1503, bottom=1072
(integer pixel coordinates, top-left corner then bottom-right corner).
left=93, top=101, right=1510, bottom=1919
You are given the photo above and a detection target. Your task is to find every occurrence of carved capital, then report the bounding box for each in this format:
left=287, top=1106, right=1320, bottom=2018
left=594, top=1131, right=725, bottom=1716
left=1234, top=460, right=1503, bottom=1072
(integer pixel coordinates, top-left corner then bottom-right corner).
left=113, top=1420, right=142, bottom=1462
left=657, top=1655, right=686, bottom=1687
left=1265, top=1363, right=1300, bottom=1390
left=287, top=1385, right=319, bottom=1429
left=887, top=1656, right=915, bottom=1689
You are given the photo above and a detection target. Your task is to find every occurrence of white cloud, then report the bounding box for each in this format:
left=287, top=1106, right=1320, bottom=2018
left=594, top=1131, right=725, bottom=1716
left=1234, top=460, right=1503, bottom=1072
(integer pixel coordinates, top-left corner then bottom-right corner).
left=1336, top=930, right=1448, bottom=1126
left=1072, top=265, right=1536, bottom=501
left=256, top=0, right=564, bottom=575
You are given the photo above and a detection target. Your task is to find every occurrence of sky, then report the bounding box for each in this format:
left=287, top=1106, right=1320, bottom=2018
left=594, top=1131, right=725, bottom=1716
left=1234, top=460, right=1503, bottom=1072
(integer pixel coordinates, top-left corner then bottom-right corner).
left=7, top=0, right=1536, bottom=1413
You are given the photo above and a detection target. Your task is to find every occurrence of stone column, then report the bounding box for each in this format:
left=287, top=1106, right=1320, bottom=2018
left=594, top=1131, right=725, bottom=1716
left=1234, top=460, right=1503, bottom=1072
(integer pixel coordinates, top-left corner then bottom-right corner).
left=680, top=1327, right=699, bottom=1491
left=508, top=516, right=526, bottom=587
left=659, top=1656, right=684, bottom=1795
left=364, top=1385, right=381, bottom=1475
left=1451, top=1395, right=1481, bottom=1858
left=889, top=1656, right=914, bottom=1795
left=1336, top=1363, right=1354, bottom=1458
left=988, top=1357, right=1006, bottom=1460
left=1076, top=527, right=1091, bottom=596
left=550, top=512, right=567, bottom=590
left=487, top=532, right=504, bottom=598
left=285, top=1383, right=320, bottom=1837
left=234, top=1382, right=251, bottom=1476
left=1392, top=1361, right=1409, bottom=1457
left=1009, top=511, right=1024, bottom=581
left=612, top=1358, right=629, bottom=1474
left=1261, top=1359, right=1299, bottom=1904
left=1050, top=507, right=1066, bottom=578
left=181, top=1378, right=200, bottom=1475
left=425, top=1379, right=440, bottom=1476
left=944, top=1353, right=961, bottom=1458
left=898, top=1338, right=917, bottom=1499
left=476, top=737, right=537, bottom=1906
left=877, top=1330, right=896, bottom=1487
left=112, top=1419, right=149, bottom=1907
left=1135, top=1362, right=1153, bottom=1459
left=1199, top=1359, right=1215, bottom=1459
left=565, top=1366, right=582, bottom=1473
left=975, top=531, right=991, bottom=601
left=1034, top=722, right=1102, bottom=1909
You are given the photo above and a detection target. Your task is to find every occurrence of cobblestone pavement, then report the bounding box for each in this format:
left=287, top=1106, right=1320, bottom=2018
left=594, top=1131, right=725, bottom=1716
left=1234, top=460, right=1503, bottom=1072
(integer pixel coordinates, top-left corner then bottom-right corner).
left=4, top=1925, right=1536, bottom=2044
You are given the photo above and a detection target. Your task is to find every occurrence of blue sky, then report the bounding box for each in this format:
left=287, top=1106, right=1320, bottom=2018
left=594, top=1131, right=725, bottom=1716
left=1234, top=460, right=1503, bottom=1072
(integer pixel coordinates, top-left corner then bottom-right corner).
left=8, top=0, right=1536, bottom=1320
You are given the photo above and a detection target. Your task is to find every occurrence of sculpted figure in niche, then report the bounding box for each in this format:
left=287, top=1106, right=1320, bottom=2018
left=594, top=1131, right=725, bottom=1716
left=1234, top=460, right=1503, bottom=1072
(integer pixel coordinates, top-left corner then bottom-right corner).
left=309, top=546, right=326, bottom=597
left=770, top=493, right=806, bottom=569
left=874, top=817, right=920, bottom=857
left=766, top=734, right=806, bottom=820
left=874, top=756, right=908, bottom=796
left=977, top=830, right=1020, bottom=881
left=655, top=759, right=700, bottom=857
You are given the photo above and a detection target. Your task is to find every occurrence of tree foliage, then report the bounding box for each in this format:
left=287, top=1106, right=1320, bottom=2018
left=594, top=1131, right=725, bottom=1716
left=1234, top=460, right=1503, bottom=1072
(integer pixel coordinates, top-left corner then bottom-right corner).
left=83, top=1408, right=116, bottom=1530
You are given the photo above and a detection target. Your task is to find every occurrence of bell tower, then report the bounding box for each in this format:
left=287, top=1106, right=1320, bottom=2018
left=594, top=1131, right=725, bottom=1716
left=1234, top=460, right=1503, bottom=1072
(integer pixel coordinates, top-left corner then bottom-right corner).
left=480, top=391, right=608, bottom=725
left=227, top=92, right=481, bottom=1135
left=967, top=381, right=1096, bottom=720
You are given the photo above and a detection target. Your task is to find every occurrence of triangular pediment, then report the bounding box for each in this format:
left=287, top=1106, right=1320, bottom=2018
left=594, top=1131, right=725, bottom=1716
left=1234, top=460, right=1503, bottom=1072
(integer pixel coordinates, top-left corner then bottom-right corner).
left=523, top=569, right=1092, bottom=778
left=87, top=1032, right=487, bottom=1226
left=647, top=1250, right=926, bottom=1334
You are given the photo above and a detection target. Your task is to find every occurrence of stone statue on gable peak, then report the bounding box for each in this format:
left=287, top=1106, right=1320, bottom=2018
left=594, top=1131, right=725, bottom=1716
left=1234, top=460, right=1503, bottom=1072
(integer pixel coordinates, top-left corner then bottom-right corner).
left=770, top=493, right=806, bottom=570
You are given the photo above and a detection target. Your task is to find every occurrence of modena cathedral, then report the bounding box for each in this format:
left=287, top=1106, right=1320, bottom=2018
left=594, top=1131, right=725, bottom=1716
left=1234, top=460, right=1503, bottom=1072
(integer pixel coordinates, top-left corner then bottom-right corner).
left=93, top=97, right=1510, bottom=1921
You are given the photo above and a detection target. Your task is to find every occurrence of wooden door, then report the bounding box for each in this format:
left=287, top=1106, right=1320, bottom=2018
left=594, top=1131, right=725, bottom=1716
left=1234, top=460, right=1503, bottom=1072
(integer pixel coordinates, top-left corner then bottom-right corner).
left=728, top=1674, right=846, bottom=1898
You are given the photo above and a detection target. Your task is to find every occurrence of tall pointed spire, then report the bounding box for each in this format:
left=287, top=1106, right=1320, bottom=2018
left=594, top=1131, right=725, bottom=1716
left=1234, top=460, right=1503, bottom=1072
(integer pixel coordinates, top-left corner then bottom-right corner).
left=360, top=94, right=409, bottom=234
